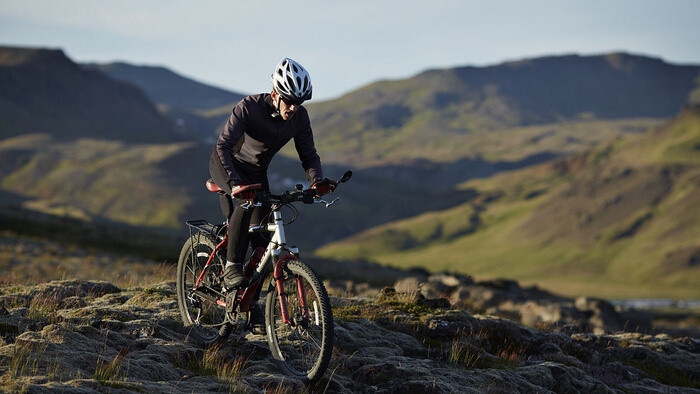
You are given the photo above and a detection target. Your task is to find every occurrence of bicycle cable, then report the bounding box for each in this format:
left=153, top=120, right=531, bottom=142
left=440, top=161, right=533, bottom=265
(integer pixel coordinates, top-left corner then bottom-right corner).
left=255, top=203, right=299, bottom=250
left=284, top=203, right=299, bottom=225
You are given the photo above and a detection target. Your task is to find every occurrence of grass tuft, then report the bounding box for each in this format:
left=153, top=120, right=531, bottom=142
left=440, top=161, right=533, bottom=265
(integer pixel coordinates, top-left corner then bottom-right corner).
left=171, top=345, right=247, bottom=387
left=27, top=293, right=61, bottom=323
left=6, top=341, right=48, bottom=378
left=449, top=341, right=483, bottom=368
left=93, top=347, right=129, bottom=383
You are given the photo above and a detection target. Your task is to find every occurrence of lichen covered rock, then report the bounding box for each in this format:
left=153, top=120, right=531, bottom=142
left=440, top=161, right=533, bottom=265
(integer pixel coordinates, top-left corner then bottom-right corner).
left=0, top=280, right=697, bottom=393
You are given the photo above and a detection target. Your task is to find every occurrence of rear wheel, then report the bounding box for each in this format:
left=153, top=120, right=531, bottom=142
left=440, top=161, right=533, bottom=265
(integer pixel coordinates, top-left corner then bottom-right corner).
left=265, top=260, right=334, bottom=382
left=176, top=232, right=230, bottom=343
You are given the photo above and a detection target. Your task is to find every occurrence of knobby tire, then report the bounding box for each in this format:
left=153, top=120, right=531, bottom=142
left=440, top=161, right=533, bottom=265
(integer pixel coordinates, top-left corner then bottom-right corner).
left=176, top=232, right=231, bottom=344
left=264, top=260, right=334, bottom=382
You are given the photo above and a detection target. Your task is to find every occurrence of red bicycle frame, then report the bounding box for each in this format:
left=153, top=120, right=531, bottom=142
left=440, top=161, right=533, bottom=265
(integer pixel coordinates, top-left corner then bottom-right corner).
left=192, top=236, right=303, bottom=325
left=194, top=237, right=228, bottom=288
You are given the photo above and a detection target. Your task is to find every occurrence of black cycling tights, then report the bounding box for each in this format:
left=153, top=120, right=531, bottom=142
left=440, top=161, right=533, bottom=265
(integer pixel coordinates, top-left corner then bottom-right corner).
left=224, top=195, right=271, bottom=264
left=209, top=152, right=271, bottom=264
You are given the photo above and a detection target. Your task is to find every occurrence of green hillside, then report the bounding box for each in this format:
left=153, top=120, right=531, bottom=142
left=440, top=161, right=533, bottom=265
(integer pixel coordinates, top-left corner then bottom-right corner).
left=316, top=107, right=700, bottom=299
left=0, top=131, right=478, bottom=253
left=301, top=53, right=698, bottom=167
left=0, top=134, right=208, bottom=228
left=0, top=46, right=178, bottom=143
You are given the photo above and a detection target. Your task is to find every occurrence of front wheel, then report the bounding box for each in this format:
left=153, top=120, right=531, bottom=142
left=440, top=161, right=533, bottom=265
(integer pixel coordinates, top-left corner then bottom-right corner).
left=265, top=260, right=334, bottom=382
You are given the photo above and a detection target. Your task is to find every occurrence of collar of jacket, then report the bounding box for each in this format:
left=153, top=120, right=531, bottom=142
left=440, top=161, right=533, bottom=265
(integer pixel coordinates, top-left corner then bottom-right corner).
left=265, top=94, right=282, bottom=119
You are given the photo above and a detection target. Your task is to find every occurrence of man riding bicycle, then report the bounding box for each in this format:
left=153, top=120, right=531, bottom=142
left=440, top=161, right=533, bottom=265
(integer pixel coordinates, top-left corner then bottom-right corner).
left=209, top=58, right=334, bottom=298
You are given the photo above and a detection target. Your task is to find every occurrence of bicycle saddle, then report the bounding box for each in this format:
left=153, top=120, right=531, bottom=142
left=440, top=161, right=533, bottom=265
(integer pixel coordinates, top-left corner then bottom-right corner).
left=206, top=179, right=263, bottom=195
left=206, top=178, right=224, bottom=193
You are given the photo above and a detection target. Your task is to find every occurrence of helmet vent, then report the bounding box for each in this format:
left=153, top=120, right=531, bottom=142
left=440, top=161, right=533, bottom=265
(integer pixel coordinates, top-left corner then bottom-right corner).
left=271, top=58, right=312, bottom=103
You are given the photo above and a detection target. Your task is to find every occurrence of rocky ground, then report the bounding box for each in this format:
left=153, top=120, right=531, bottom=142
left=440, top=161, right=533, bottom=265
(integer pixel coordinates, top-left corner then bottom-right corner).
left=320, top=261, right=700, bottom=339
left=3, top=232, right=698, bottom=339
left=0, top=233, right=698, bottom=392
left=0, top=279, right=697, bottom=393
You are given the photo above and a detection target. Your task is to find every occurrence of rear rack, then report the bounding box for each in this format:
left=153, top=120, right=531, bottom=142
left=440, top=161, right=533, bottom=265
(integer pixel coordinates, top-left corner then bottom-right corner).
left=186, top=220, right=226, bottom=241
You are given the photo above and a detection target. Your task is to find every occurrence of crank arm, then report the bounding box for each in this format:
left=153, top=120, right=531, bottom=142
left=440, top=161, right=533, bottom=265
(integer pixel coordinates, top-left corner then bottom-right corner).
left=190, top=288, right=222, bottom=306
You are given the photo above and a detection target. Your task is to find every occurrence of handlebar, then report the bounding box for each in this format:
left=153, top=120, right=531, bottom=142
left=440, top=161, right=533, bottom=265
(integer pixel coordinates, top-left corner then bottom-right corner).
left=252, top=170, right=352, bottom=208
left=258, top=188, right=316, bottom=205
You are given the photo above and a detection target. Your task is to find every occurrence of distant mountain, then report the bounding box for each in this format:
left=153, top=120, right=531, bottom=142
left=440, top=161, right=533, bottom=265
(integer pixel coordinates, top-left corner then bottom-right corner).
left=306, top=53, right=700, bottom=166
left=88, top=62, right=246, bottom=110
left=0, top=46, right=178, bottom=143
left=0, top=47, right=473, bottom=250
left=3, top=48, right=699, bottom=267
left=316, top=106, right=700, bottom=299
left=88, top=62, right=247, bottom=139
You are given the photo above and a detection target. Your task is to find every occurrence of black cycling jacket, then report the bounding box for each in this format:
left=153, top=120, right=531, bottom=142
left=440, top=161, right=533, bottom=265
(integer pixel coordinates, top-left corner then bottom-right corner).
left=212, top=93, right=323, bottom=187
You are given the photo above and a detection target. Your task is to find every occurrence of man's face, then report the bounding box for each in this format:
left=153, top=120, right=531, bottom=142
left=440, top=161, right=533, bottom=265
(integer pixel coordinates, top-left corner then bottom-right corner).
left=271, top=90, right=301, bottom=120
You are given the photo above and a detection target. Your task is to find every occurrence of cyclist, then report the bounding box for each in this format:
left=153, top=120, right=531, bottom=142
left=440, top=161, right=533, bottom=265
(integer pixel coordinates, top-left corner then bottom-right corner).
left=209, top=57, right=334, bottom=297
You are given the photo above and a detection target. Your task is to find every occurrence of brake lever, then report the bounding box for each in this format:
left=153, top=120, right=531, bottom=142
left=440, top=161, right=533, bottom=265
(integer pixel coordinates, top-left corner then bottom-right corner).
left=314, top=197, right=340, bottom=208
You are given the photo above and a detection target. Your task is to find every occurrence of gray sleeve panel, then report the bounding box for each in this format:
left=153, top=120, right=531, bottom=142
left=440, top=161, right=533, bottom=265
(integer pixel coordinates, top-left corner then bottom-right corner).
left=215, top=101, right=247, bottom=186
left=293, top=110, right=323, bottom=183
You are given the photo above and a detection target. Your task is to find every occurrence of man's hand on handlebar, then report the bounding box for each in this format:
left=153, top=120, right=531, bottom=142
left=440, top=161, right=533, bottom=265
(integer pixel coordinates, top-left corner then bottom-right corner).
left=231, top=183, right=262, bottom=204
left=311, top=178, right=337, bottom=197
left=254, top=172, right=351, bottom=205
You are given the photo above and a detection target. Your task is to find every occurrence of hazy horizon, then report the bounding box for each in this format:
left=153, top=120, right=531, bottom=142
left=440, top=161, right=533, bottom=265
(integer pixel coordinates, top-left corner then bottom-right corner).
left=2, top=1, right=699, bottom=101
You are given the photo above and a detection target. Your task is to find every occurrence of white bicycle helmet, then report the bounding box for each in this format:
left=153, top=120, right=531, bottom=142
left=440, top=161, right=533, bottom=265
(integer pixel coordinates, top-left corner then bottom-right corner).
left=270, top=58, right=312, bottom=105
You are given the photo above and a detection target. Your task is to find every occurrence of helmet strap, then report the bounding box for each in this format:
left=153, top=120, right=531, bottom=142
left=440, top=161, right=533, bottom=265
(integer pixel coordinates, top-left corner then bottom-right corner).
left=270, top=90, right=282, bottom=118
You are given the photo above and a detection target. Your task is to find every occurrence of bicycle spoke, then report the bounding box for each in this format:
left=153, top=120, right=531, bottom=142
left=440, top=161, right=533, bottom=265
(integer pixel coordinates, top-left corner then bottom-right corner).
left=301, top=329, right=322, bottom=349
left=177, top=232, right=229, bottom=343
left=266, top=260, right=333, bottom=381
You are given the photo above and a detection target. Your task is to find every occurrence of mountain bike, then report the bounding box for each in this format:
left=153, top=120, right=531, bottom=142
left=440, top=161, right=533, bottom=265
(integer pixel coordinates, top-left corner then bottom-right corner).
left=176, top=171, right=352, bottom=382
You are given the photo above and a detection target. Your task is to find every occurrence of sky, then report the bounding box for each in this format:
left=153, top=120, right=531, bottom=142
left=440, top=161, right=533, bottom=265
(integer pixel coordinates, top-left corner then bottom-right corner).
left=1, top=1, right=699, bottom=101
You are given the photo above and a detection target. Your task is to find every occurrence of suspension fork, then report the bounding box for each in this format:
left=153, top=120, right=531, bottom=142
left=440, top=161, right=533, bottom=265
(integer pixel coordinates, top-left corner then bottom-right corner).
left=274, top=255, right=308, bottom=325
left=296, top=276, right=309, bottom=318
left=195, top=236, right=228, bottom=288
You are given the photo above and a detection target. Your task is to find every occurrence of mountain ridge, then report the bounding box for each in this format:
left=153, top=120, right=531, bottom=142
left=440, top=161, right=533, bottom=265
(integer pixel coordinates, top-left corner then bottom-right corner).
left=87, top=62, right=247, bottom=140
left=0, top=46, right=179, bottom=143
left=304, top=52, right=699, bottom=166
left=87, top=62, right=246, bottom=111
